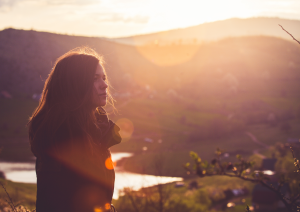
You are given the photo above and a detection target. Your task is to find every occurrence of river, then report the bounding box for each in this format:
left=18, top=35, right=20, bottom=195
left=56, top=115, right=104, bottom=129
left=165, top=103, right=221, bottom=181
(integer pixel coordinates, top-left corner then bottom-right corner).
left=0, top=152, right=182, bottom=199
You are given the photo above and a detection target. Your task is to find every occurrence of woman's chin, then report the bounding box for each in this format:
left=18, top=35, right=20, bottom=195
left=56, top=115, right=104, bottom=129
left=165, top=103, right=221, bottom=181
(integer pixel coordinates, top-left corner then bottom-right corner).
left=99, top=100, right=107, bottom=107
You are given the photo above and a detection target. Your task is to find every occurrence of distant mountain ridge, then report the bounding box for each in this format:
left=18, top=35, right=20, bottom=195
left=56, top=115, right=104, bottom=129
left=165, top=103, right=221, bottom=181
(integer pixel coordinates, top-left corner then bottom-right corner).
left=0, top=28, right=157, bottom=95
left=0, top=27, right=300, bottom=98
left=111, top=17, right=300, bottom=46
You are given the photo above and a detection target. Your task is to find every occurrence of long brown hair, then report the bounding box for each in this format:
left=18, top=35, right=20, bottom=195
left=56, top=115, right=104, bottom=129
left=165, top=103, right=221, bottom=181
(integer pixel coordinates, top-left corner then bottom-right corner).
left=28, top=47, right=113, bottom=157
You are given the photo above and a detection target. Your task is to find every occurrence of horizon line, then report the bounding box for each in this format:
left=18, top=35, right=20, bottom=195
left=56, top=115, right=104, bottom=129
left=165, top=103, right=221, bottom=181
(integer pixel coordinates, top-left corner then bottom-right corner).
left=1, top=16, right=300, bottom=39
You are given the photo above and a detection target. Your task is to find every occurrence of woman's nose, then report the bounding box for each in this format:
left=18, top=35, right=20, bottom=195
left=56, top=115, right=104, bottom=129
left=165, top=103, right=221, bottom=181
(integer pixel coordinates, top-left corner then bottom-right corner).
left=101, top=80, right=108, bottom=89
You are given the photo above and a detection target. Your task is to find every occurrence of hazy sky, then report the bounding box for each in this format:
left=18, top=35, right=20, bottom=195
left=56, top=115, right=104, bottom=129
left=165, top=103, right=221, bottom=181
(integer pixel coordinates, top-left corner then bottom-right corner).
left=0, top=0, right=300, bottom=38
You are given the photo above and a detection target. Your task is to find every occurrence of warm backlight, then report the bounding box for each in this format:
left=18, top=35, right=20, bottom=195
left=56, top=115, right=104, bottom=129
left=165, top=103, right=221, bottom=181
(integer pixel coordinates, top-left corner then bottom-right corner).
left=136, top=44, right=199, bottom=66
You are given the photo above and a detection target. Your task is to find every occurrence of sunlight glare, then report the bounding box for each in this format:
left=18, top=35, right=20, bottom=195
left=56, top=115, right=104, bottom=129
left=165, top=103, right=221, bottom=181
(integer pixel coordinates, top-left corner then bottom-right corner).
left=136, top=44, right=199, bottom=66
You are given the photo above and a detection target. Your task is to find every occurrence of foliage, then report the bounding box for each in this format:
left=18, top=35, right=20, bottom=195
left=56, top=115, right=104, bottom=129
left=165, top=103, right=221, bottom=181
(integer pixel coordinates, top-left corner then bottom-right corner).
left=247, top=154, right=262, bottom=170
left=186, top=146, right=300, bottom=212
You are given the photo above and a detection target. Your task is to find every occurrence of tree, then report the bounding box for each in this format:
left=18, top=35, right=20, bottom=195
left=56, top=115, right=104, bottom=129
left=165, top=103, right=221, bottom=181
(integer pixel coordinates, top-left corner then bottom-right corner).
left=185, top=146, right=300, bottom=212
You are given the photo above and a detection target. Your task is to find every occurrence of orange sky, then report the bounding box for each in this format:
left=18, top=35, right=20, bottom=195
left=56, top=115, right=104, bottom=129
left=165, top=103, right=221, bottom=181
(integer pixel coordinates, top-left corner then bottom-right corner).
left=0, top=0, right=300, bottom=37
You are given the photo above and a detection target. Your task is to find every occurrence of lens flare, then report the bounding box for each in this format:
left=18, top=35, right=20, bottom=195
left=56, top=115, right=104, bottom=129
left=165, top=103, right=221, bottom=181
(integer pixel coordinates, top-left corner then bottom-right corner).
left=94, top=207, right=102, bottom=212
left=115, top=118, right=134, bottom=140
left=105, top=157, right=115, bottom=170
left=105, top=203, right=111, bottom=210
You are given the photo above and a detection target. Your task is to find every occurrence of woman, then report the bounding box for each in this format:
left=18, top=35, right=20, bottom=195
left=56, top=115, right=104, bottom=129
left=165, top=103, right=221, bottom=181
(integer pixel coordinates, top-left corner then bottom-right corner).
left=28, top=47, right=121, bottom=212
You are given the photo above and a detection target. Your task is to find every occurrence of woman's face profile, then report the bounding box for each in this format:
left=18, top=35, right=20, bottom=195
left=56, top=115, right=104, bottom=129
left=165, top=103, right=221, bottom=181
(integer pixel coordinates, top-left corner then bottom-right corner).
left=92, top=64, right=108, bottom=107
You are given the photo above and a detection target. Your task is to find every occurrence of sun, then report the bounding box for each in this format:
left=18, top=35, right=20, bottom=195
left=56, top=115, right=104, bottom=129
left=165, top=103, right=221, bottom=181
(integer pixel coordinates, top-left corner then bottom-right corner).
left=140, top=0, right=253, bottom=33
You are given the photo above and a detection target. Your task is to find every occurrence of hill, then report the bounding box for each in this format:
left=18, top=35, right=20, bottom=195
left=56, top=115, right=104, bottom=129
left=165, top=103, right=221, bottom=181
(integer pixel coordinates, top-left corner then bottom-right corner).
left=1, top=28, right=300, bottom=97
left=112, top=17, right=300, bottom=46
left=0, top=28, right=157, bottom=96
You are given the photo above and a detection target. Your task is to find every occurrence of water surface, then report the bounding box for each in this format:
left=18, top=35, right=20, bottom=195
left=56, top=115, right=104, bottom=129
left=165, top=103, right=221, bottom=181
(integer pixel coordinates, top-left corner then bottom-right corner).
left=0, top=152, right=182, bottom=199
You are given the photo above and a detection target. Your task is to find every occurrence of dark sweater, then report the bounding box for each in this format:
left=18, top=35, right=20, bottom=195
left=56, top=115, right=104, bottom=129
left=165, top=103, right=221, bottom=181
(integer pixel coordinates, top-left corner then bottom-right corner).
left=34, top=116, right=121, bottom=212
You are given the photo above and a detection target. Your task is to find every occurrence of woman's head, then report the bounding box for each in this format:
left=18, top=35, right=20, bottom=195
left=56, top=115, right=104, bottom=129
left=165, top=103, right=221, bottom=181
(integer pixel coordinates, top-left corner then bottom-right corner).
left=45, top=48, right=110, bottom=111
left=28, top=47, right=113, bottom=155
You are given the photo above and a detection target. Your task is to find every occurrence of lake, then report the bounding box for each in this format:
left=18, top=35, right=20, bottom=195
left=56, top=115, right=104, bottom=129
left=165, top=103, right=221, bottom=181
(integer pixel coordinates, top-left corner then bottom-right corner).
left=0, top=152, right=182, bottom=199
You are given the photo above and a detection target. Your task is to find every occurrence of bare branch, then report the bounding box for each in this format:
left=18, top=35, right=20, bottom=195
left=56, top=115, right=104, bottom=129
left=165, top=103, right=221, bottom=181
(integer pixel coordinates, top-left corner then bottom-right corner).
left=279, top=24, right=300, bottom=45
left=260, top=180, right=292, bottom=211
left=0, top=182, right=17, bottom=212
left=291, top=194, right=300, bottom=204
